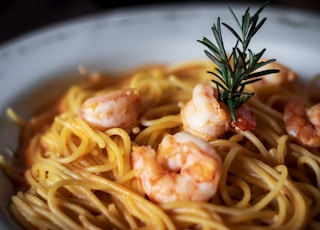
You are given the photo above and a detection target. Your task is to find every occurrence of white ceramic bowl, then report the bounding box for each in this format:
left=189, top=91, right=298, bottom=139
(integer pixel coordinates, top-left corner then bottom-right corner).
left=0, top=3, right=319, bottom=229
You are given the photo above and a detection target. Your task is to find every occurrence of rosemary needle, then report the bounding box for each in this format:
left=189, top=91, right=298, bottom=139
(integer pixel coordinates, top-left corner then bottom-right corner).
left=198, top=1, right=279, bottom=122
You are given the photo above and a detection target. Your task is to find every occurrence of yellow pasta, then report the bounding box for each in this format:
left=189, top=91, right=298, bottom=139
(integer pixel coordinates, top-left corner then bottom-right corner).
left=2, top=59, right=320, bottom=230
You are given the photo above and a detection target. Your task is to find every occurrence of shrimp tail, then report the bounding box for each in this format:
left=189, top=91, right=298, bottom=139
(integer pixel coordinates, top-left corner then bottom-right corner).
left=231, top=104, right=257, bottom=131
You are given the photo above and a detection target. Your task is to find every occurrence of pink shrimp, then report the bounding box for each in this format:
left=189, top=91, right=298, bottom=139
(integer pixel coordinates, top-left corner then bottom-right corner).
left=131, top=131, right=222, bottom=203
left=181, top=82, right=231, bottom=141
left=231, top=104, right=257, bottom=131
left=251, top=61, right=298, bottom=90
left=79, top=88, right=140, bottom=131
left=181, top=82, right=256, bottom=141
left=284, top=98, right=320, bottom=148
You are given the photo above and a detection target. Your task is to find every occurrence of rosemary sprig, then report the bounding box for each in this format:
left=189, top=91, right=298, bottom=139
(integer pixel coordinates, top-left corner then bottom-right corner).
left=198, top=1, right=279, bottom=122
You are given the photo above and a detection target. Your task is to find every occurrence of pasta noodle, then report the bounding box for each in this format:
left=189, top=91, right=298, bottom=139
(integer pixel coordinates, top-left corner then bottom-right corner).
left=1, top=59, right=320, bottom=230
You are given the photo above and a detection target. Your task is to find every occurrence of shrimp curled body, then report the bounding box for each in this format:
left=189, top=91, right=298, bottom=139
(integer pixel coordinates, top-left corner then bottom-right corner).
left=79, top=88, right=140, bottom=131
left=181, top=82, right=231, bottom=141
left=284, top=99, right=320, bottom=148
left=181, top=82, right=256, bottom=141
left=131, top=131, right=222, bottom=204
left=252, top=61, right=298, bottom=90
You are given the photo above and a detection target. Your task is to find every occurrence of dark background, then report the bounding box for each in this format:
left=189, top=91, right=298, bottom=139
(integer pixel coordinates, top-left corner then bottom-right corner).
left=0, top=0, right=320, bottom=45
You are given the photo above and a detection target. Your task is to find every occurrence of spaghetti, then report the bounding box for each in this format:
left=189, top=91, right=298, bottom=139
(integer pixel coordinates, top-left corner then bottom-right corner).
left=2, top=60, right=320, bottom=230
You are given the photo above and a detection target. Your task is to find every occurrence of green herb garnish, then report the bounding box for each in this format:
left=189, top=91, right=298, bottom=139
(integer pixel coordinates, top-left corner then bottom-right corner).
left=198, top=1, right=279, bottom=122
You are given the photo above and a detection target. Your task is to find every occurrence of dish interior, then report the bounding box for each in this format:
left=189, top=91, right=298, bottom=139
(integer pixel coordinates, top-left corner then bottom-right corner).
left=0, top=4, right=319, bottom=229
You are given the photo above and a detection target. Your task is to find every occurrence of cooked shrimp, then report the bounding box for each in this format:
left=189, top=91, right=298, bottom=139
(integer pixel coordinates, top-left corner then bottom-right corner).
left=231, top=104, right=257, bottom=131
left=131, top=131, right=222, bottom=203
left=79, top=88, right=140, bottom=131
left=251, top=61, right=298, bottom=90
left=181, top=82, right=231, bottom=141
left=307, top=103, right=320, bottom=127
left=284, top=98, right=320, bottom=148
